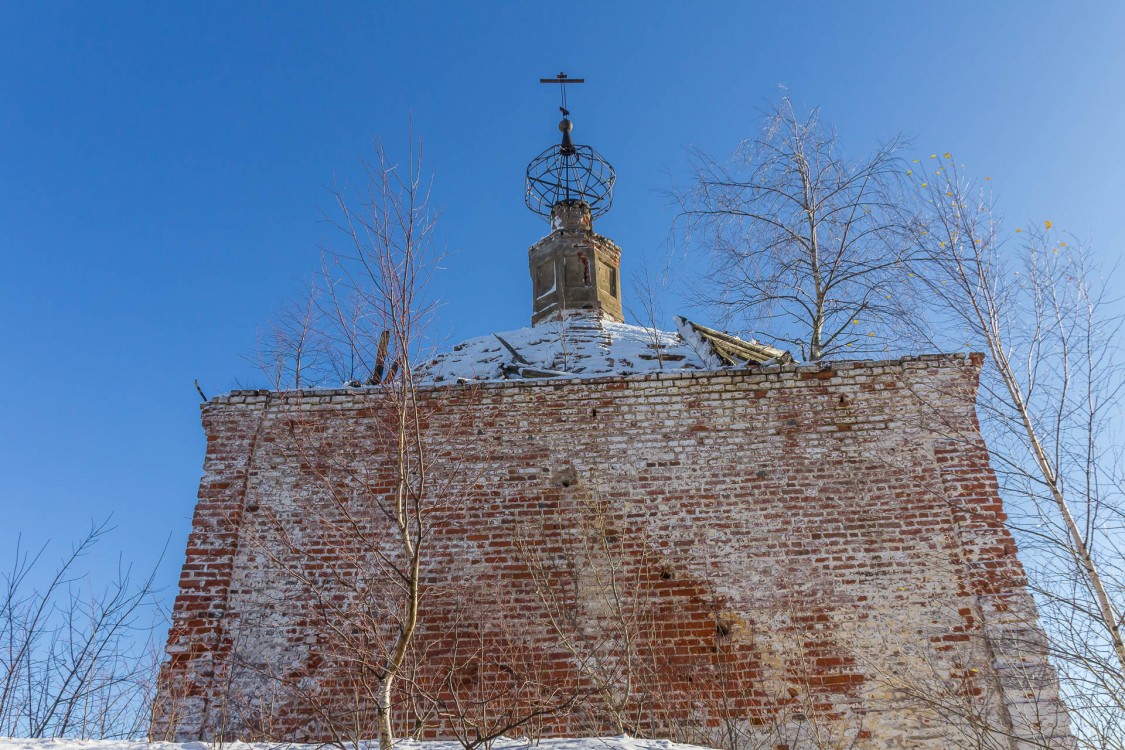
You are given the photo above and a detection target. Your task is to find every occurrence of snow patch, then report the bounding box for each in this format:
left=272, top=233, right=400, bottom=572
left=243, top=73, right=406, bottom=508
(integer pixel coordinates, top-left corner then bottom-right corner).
left=424, top=314, right=709, bottom=384
left=674, top=316, right=723, bottom=370
left=535, top=278, right=557, bottom=300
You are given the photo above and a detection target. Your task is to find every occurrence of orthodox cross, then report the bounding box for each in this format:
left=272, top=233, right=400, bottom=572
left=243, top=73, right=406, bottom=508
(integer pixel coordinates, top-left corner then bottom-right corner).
left=539, top=71, right=585, bottom=117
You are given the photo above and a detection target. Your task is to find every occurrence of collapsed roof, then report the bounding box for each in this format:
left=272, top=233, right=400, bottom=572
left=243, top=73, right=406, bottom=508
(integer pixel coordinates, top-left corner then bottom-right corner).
left=423, top=313, right=793, bottom=384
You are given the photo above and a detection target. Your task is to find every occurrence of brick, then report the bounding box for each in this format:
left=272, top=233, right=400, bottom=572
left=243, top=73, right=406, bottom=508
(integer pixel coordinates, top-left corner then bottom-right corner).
left=151, top=356, right=1072, bottom=749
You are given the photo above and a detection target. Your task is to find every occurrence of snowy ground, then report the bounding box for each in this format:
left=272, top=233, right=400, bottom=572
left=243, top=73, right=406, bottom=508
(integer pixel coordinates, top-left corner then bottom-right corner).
left=0, top=737, right=717, bottom=750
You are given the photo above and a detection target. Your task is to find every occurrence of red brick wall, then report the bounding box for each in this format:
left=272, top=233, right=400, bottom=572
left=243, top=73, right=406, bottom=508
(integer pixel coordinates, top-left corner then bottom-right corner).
left=152, top=355, right=1073, bottom=748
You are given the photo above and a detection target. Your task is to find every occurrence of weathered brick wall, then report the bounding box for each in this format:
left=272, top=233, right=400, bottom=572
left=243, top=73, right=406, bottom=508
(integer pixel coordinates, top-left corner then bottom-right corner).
left=153, top=354, right=1074, bottom=748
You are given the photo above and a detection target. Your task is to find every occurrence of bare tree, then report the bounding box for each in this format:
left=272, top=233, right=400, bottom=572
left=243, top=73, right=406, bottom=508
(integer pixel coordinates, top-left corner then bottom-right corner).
left=626, top=255, right=670, bottom=369
left=256, top=281, right=329, bottom=392
left=240, top=134, right=579, bottom=750
left=326, top=137, right=439, bottom=750
left=675, top=96, right=908, bottom=361
left=904, top=155, right=1125, bottom=748
left=514, top=474, right=667, bottom=737
left=1, top=521, right=163, bottom=740
left=676, top=95, right=1120, bottom=742
left=414, top=603, right=584, bottom=750
left=243, top=135, right=445, bottom=750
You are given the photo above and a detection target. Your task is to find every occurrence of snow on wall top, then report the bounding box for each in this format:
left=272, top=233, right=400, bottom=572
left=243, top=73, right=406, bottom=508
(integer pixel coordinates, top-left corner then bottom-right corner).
left=424, top=313, right=715, bottom=384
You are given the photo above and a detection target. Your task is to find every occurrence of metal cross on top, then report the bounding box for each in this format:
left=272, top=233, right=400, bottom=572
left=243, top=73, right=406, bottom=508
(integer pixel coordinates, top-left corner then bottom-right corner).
left=525, top=71, right=615, bottom=220
left=539, top=71, right=585, bottom=117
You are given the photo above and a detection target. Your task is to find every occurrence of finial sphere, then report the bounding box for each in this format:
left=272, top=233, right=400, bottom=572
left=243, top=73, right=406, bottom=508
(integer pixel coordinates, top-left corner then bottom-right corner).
left=559, top=119, right=573, bottom=133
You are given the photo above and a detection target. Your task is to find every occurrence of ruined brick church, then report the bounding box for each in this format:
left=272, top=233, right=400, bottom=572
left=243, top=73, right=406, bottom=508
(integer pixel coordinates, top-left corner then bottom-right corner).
left=153, top=87, right=1075, bottom=748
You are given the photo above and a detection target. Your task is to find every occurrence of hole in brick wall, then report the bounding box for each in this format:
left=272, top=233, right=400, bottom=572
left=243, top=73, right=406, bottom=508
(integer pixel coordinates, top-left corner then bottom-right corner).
left=715, top=612, right=743, bottom=639
left=554, top=465, right=578, bottom=488
left=245, top=501, right=259, bottom=512
left=659, top=567, right=673, bottom=580
left=838, top=394, right=850, bottom=407
left=591, top=408, right=598, bottom=418
left=578, top=252, right=591, bottom=286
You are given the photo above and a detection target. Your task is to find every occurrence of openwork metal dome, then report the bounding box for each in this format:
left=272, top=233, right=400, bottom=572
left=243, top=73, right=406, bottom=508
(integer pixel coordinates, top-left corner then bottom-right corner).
left=525, top=118, right=616, bottom=220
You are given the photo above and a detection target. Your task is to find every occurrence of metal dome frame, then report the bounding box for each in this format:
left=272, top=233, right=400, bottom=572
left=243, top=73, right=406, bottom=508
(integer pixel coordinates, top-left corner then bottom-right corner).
left=525, top=140, right=616, bottom=220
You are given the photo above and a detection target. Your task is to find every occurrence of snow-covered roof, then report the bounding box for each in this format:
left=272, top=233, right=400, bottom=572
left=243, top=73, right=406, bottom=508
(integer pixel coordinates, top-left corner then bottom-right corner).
left=423, top=313, right=790, bottom=384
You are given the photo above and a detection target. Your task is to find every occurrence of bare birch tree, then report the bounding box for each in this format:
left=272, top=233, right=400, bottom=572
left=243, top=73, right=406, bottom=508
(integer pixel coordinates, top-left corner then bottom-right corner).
left=904, top=155, right=1125, bottom=748
left=250, top=135, right=445, bottom=749
left=675, top=96, right=908, bottom=361
left=318, top=137, right=438, bottom=750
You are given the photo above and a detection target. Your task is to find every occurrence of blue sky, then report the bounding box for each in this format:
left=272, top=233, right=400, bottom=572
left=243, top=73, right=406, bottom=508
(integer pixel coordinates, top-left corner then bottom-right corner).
left=2, top=2, right=1124, bottom=596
